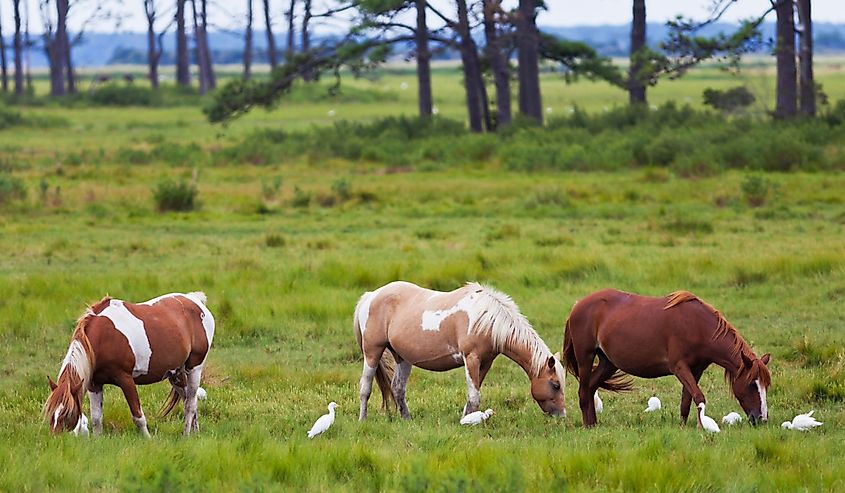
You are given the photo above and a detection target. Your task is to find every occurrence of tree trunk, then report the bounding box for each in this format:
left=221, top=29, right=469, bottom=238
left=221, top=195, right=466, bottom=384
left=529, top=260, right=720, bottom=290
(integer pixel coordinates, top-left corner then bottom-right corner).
left=63, top=28, right=76, bottom=94
left=13, top=0, right=23, bottom=95
left=176, top=0, right=191, bottom=86
left=23, top=0, right=31, bottom=92
left=415, top=0, right=432, bottom=118
left=483, top=0, right=511, bottom=127
left=774, top=0, right=797, bottom=119
left=0, top=8, right=8, bottom=92
left=191, top=0, right=208, bottom=94
left=286, top=0, right=296, bottom=62
left=301, top=0, right=312, bottom=81
left=145, top=0, right=160, bottom=89
left=456, top=0, right=484, bottom=132
left=629, top=0, right=646, bottom=105
left=516, top=0, right=542, bottom=123
left=244, top=0, right=253, bottom=79
left=201, top=0, right=216, bottom=89
left=263, top=0, right=277, bottom=69
left=51, top=0, right=68, bottom=96
left=796, top=0, right=814, bottom=117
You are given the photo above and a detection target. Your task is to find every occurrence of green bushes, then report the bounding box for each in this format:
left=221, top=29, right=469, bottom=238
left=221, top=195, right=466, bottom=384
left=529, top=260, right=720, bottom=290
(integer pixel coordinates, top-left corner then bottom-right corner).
left=88, top=84, right=157, bottom=106
left=0, top=173, right=27, bottom=204
left=153, top=178, right=198, bottom=212
left=215, top=102, right=845, bottom=173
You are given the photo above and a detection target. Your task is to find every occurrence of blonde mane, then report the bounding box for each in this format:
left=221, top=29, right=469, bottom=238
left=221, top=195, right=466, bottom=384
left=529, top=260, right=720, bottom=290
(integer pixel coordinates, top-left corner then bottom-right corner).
left=43, top=304, right=98, bottom=427
left=664, top=291, right=770, bottom=388
left=467, top=283, right=557, bottom=379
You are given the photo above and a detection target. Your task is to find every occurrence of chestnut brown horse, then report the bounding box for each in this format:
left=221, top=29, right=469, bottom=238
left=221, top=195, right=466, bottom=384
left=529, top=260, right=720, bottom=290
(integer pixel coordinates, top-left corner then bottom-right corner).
left=43, top=292, right=215, bottom=436
left=563, top=289, right=771, bottom=428
left=355, top=281, right=565, bottom=420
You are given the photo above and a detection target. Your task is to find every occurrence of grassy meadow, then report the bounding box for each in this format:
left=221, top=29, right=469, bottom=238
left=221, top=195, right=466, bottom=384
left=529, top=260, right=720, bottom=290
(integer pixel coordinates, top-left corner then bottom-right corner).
left=1, top=62, right=845, bottom=491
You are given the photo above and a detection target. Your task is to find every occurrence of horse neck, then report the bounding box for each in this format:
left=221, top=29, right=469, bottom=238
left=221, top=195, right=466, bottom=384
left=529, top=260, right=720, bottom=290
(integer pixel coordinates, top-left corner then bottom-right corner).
left=709, top=330, right=745, bottom=378
left=500, top=337, right=546, bottom=380
left=58, top=335, right=94, bottom=391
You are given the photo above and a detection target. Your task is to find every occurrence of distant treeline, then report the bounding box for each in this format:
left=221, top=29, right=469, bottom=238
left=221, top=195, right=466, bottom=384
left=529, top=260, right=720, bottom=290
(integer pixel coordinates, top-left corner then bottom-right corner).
left=93, top=22, right=845, bottom=66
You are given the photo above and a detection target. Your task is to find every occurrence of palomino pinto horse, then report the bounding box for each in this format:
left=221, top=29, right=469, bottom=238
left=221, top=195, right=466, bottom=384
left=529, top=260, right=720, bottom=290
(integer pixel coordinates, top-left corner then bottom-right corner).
left=563, top=289, right=771, bottom=428
left=355, top=281, right=565, bottom=420
left=43, top=292, right=215, bottom=436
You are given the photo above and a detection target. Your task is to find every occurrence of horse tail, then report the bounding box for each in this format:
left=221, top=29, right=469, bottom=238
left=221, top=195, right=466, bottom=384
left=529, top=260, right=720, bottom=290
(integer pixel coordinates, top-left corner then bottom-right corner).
left=562, top=316, right=579, bottom=379
left=354, top=292, right=396, bottom=411
left=598, top=370, right=634, bottom=393
left=158, top=386, right=182, bottom=418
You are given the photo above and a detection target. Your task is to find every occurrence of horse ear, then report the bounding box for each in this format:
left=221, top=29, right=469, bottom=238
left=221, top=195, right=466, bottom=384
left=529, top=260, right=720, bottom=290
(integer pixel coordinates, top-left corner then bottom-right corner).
left=547, top=356, right=556, bottom=369
left=741, top=351, right=754, bottom=368
left=553, top=351, right=561, bottom=361
left=48, top=376, right=58, bottom=391
left=761, top=353, right=771, bottom=365
left=70, top=381, right=83, bottom=396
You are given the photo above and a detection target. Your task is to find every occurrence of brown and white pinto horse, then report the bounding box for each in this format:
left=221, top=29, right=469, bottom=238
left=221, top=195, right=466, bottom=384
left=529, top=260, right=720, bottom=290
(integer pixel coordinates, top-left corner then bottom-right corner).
left=43, top=292, right=215, bottom=436
left=563, top=289, right=771, bottom=428
left=355, top=281, right=565, bottom=420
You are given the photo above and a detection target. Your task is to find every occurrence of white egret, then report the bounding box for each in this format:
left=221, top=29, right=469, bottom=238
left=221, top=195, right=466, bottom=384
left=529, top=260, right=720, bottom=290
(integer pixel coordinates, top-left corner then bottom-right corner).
left=594, top=391, right=603, bottom=414
left=307, top=402, right=338, bottom=438
left=460, top=409, right=494, bottom=426
left=644, top=396, right=661, bottom=412
left=698, top=403, right=720, bottom=433
left=722, top=412, right=742, bottom=425
left=781, top=410, right=823, bottom=431
left=72, top=414, right=89, bottom=437
left=197, top=387, right=208, bottom=400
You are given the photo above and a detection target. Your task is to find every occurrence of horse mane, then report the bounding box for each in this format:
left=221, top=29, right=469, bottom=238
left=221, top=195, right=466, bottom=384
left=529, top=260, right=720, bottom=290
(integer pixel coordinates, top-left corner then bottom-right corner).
left=43, top=301, right=99, bottom=427
left=467, top=283, right=556, bottom=379
left=664, top=291, right=770, bottom=388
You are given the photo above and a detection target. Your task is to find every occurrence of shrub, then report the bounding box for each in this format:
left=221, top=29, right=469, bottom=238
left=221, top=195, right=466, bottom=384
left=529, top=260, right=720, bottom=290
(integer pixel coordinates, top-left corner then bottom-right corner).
left=88, top=84, right=158, bottom=106
left=153, top=178, right=198, bottom=212
left=703, top=86, right=756, bottom=113
left=0, top=173, right=27, bottom=204
left=741, top=174, right=777, bottom=207
left=291, top=186, right=311, bottom=208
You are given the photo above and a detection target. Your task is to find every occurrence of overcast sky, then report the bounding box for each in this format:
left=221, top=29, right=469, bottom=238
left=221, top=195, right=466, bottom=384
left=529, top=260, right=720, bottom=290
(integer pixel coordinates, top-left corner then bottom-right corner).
left=3, top=0, right=845, bottom=34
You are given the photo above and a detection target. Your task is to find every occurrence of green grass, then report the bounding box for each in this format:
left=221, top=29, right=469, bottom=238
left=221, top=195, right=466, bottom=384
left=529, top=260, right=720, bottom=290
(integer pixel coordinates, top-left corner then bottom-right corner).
left=1, top=64, right=845, bottom=491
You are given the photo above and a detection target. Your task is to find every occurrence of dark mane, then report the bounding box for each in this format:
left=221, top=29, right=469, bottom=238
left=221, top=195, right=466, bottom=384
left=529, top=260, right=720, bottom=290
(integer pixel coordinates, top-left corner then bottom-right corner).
left=664, top=291, right=770, bottom=388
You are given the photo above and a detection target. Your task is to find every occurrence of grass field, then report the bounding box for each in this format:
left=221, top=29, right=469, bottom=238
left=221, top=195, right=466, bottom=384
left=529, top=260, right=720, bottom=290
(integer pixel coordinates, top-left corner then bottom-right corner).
left=1, top=64, right=845, bottom=491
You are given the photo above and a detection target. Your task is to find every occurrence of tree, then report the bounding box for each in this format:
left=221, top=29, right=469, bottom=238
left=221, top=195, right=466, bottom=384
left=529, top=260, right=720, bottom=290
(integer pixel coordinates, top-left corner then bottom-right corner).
left=456, top=0, right=486, bottom=131
left=244, top=0, right=254, bottom=79
left=629, top=0, right=646, bottom=104
left=144, top=0, right=169, bottom=90
left=0, top=4, right=8, bottom=92
left=286, top=0, right=296, bottom=61
left=263, top=0, right=278, bottom=69
left=190, top=0, right=215, bottom=93
left=482, top=0, right=511, bottom=126
left=13, top=0, right=24, bottom=95
left=796, top=0, right=814, bottom=116
left=301, top=0, right=313, bottom=80
left=176, top=0, right=191, bottom=85
left=516, top=0, right=542, bottom=123
left=773, top=0, right=797, bottom=118
left=51, top=0, right=69, bottom=96
left=415, top=0, right=432, bottom=117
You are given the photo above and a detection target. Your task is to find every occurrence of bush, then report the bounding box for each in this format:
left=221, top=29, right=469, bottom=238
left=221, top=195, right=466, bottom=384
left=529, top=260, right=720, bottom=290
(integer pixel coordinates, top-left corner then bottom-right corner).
left=0, top=173, right=27, bottom=204
left=88, top=84, right=158, bottom=106
left=741, top=174, right=778, bottom=207
left=153, top=178, right=198, bottom=212
left=703, top=86, right=756, bottom=113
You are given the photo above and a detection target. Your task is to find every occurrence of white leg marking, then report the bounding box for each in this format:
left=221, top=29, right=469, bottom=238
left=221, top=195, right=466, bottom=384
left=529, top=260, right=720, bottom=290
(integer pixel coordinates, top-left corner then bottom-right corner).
left=462, top=355, right=480, bottom=414
left=359, top=361, right=377, bottom=420
left=133, top=413, right=151, bottom=437
left=183, top=366, right=203, bottom=435
left=89, top=389, right=104, bottom=435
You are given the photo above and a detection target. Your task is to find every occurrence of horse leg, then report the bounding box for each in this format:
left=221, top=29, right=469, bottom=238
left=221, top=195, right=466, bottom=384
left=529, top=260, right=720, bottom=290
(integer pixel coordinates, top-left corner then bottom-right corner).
left=116, top=375, right=150, bottom=437
left=679, top=365, right=706, bottom=425
left=673, top=363, right=706, bottom=427
left=576, top=352, right=598, bottom=427
left=359, top=346, right=386, bottom=421
left=588, top=353, right=619, bottom=402
left=183, top=365, right=203, bottom=435
left=391, top=357, right=413, bottom=420
left=462, top=353, right=483, bottom=417
left=88, top=385, right=104, bottom=435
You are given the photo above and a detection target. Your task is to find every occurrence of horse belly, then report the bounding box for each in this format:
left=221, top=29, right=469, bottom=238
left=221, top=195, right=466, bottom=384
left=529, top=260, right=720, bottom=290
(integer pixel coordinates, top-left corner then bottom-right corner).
left=599, top=333, right=672, bottom=379
left=388, top=335, right=464, bottom=371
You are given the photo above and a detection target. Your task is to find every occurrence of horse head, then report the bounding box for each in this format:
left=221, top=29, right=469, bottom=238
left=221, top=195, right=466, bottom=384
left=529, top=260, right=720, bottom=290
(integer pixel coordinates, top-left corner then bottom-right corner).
left=530, top=353, right=566, bottom=417
left=44, top=376, right=86, bottom=434
left=731, top=352, right=771, bottom=425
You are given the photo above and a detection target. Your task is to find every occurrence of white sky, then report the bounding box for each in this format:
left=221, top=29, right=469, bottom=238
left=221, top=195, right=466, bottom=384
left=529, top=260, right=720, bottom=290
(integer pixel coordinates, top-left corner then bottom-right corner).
left=2, top=0, right=845, bottom=34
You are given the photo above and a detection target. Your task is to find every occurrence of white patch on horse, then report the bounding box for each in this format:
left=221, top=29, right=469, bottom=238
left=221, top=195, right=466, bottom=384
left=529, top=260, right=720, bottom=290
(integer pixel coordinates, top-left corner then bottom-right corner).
left=462, top=354, right=480, bottom=409
left=421, top=292, right=479, bottom=332
left=139, top=292, right=216, bottom=363
left=756, top=379, right=768, bottom=421
left=99, top=300, right=151, bottom=378
left=355, top=287, right=383, bottom=335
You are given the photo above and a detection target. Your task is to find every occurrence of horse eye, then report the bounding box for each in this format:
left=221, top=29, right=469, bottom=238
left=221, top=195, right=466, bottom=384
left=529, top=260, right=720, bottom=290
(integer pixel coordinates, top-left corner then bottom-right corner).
left=551, top=382, right=561, bottom=391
